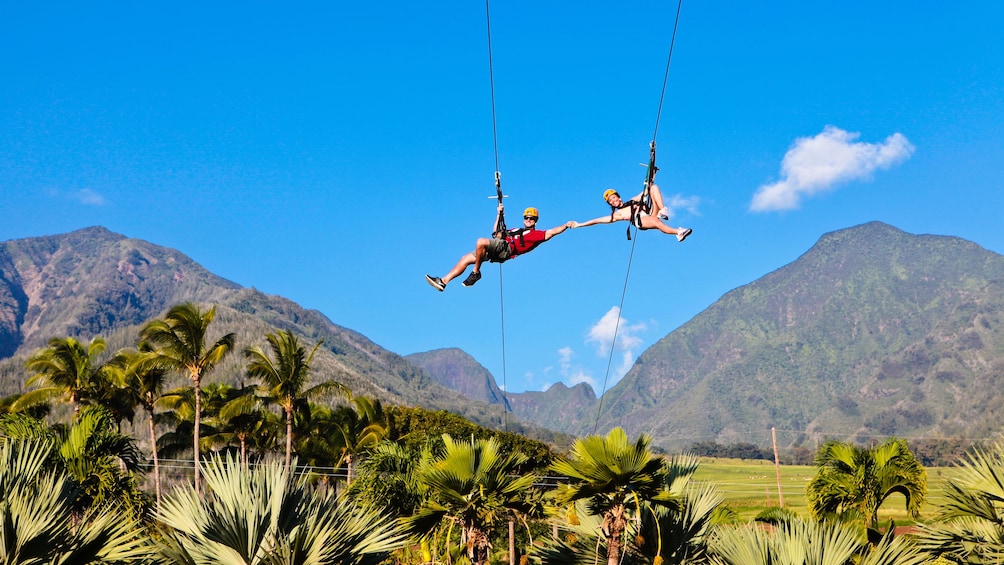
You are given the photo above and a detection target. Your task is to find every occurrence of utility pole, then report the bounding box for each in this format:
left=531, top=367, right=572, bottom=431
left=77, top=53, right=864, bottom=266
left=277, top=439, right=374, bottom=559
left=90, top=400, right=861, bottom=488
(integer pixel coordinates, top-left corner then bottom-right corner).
left=772, top=427, right=785, bottom=508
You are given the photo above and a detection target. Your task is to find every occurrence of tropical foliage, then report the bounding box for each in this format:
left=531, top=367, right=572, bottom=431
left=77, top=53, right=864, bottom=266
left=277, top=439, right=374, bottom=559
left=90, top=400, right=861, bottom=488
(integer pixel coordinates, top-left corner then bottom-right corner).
left=806, top=438, right=926, bottom=529
left=10, top=299, right=1004, bottom=564
left=156, top=453, right=410, bottom=565
left=0, top=437, right=152, bottom=564
left=141, top=302, right=236, bottom=496
left=550, top=427, right=678, bottom=565
left=245, top=330, right=343, bottom=469
left=707, top=517, right=928, bottom=565
left=15, top=336, right=111, bottom=417
left=538, top=452, right=723, bottom=565
left=409, top=434, right=542, bottom=565
left=915, top=441, right=1004, bottom=562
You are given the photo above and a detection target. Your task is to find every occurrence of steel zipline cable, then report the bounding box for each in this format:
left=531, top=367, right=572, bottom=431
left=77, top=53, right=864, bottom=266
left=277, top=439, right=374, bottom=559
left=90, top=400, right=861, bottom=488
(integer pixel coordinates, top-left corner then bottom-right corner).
left=485, top=0, right=509, bottom=432
left=592, top=0, right=685, bottom=435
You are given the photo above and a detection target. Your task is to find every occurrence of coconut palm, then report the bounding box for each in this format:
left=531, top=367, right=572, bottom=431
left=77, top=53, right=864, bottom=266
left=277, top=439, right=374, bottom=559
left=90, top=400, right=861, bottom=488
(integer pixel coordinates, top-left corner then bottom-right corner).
left=245, top=330, right=345, bottom=470
left=141, top=302, right=235, bottom=497
left=15, top=336, right=111, bottom=417
left=408, top=434, right=541, bottom=565
left=207, top=382, right=281, bottom=466
left=806, top=438, right=926, bottom=530
left=156, top=385, right=198, bottom=459
left=331, top=394, right=389, bottom=484
left=914, top=441, right=1004, bottom=562
left=155, top=452, right=409, bottom=565
left=109, top=345, right=170, bottom=508
left=550, top=427, right=676, bottom=565
left=0, top=437, right=152, bottom=564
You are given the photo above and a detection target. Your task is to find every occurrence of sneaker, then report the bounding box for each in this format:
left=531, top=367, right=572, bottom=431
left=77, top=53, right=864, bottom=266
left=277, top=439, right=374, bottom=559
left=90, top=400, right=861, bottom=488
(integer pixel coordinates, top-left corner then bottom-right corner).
left=462, top=271, right=482, bottom=287
left=658, top=207, right=670, bottom=220
left=676, top=227, right=692, bottom=242
left=425, top=275, right=446, bottom=292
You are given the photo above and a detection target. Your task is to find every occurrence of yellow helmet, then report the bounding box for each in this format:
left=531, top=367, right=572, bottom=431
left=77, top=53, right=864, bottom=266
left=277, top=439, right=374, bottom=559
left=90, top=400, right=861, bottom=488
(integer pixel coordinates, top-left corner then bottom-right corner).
left=603, top=189, right=619, bottom=202
left=523, top=207, right=539, bottom=219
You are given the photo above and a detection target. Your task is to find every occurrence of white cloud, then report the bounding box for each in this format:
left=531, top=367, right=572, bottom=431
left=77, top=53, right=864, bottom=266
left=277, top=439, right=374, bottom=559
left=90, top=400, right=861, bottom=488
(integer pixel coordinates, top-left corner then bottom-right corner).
left=585, top=307, right=647, bottom=384
left=550, top=346, right=599, bottom=392
left=662, top=194, right=701, bottom=221
left=750, top=126, right=914, bottom=212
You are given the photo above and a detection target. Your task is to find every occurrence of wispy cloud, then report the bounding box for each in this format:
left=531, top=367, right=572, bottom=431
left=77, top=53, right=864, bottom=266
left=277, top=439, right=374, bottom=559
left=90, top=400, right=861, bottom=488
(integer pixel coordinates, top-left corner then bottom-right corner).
left=49, top=187, right=107, bottom=206
left=555, top=346, right=598, bottom=391
left=661, top=194, right=701, bottom=222
left=586, top=306, right=647, bottom=383
left=750, top=126, right=914, bottom=212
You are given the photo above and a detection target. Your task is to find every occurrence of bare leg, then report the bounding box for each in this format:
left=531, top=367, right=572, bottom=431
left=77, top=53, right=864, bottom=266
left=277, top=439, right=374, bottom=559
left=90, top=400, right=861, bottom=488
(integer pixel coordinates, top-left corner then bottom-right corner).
left=639, top=215, right=682, bottom=235
left=442, top=253, right=475, bottom=284
left=648, top=183, right=667, bottom=213
left=471, top=237, right=490, bottom=275
left=442, top=238, right=491, bottom=284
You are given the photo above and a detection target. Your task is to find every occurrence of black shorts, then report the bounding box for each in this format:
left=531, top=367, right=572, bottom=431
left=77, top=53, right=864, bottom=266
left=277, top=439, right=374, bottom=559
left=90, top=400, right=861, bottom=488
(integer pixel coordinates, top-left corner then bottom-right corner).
left=486, top=238, right=513, bottom=263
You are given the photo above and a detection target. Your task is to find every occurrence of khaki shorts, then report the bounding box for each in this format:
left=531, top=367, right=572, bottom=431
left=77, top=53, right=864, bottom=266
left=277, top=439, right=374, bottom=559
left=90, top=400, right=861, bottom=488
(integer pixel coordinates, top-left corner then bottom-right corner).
left=486, top=238, right=513, bottom=263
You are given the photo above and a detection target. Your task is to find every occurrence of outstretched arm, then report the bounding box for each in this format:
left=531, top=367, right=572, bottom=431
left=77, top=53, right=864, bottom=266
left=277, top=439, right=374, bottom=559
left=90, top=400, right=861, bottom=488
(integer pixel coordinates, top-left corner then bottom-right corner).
left=544, top=221, right=574, bottom=240
left=570, top=215, right=616, bottom=229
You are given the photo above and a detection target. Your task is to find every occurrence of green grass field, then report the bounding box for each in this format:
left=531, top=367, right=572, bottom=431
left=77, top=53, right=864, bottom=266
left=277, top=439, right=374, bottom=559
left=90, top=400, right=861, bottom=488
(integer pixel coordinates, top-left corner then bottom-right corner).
left=693, top=458, right=958, bottom=524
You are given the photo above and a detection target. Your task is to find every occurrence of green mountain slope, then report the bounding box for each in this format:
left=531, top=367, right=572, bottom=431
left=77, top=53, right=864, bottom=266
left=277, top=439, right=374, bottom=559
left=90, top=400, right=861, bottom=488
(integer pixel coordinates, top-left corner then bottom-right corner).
left=592, top=222, right=1004, bottom=449
left=0, top=227, right=533, bottom=432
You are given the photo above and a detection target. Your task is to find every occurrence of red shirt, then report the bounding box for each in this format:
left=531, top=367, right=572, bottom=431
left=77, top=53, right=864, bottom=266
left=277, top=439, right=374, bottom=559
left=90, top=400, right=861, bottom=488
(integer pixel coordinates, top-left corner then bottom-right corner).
left=505, top=228, right=547, bottom=256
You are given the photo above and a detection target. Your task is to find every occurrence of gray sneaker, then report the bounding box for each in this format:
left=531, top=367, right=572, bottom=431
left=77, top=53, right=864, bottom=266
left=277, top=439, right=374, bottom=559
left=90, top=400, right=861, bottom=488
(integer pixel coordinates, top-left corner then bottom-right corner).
left=676, top=227, right=692, bottom=242
left=425, top=275, right=446, bottom=292
left=462, top=271, right=482, bottom=287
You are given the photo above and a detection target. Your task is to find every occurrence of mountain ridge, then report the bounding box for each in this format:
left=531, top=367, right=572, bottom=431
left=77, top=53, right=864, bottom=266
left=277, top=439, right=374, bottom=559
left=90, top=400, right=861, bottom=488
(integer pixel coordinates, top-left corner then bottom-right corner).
left=0, top=226, right=565, bottom=445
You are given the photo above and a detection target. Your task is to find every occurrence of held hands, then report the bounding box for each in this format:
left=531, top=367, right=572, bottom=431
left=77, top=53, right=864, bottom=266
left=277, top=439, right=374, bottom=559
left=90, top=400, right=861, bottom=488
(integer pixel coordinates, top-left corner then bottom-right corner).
left=568, top=221, right=579, bottom=229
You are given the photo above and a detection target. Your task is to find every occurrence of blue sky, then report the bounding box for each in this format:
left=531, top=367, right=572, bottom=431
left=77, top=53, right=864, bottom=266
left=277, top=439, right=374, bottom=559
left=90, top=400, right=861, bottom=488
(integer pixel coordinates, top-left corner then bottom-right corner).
left=1, top=1, right=1001, bottom=395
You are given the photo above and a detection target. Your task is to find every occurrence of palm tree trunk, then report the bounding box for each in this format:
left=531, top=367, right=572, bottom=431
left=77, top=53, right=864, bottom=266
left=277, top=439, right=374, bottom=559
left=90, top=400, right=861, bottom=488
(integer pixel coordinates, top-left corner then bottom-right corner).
left=193, top=376, right=202, bottom=498
left=465, top=525, right=490, bottom=565
left=147, top=409, right=161, bottom=509
left=604, top=506, right=627, bottom=565
left=240, top=434, right=248, bottom=468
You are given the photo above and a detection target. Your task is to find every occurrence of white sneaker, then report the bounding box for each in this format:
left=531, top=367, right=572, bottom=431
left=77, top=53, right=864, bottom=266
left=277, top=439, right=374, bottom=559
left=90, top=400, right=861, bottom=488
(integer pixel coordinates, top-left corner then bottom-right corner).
left=676, top=227, right=692, bottom=242
left=658, top=208, right=670, bottom=220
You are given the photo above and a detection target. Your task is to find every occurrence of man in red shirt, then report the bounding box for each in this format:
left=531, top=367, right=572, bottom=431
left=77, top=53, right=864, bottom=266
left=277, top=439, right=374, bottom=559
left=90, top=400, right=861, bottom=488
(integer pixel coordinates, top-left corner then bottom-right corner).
left=425, top=205, right=574, bottom=292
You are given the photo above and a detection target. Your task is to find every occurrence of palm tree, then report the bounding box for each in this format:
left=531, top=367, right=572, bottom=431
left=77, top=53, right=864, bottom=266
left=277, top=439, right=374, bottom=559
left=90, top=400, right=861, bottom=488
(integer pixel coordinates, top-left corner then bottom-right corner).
left=409, top=434, right=541, bottom=565
left=206, top=382, right=280, bottom=467
left=15, top=336, right=111, bottom=417
left=141, top=302, right=235, bottom=497
left=155, top=452, right=409, bottom=565
left=109, top=345, right=170, bottom=508
left=915, top=441, right=1004, bottom=562
left=0, top=437, right=152, bottom=564
left=550, top=427, right=676, bottom=565
left=244, top=330, right=344, bottom=470
left=806, top=438, right=927, bottom=530
left=537, top=452, right=709, bottom=565
left=332, top=394, right=389, bottom=484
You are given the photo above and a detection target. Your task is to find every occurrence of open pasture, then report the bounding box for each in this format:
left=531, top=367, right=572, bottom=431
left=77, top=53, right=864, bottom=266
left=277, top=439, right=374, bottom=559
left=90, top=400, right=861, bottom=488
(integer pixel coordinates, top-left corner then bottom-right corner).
left=694, top=458, right=959, bottom=523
